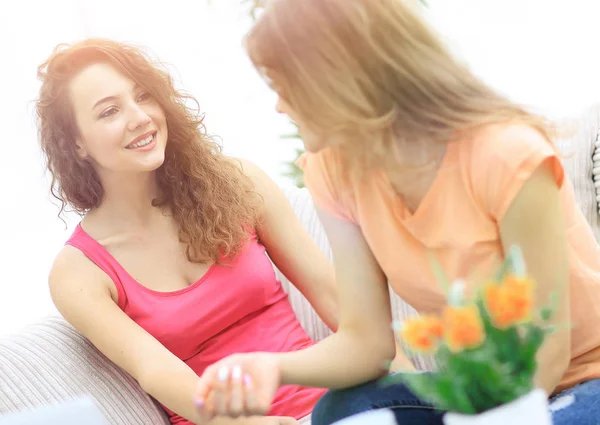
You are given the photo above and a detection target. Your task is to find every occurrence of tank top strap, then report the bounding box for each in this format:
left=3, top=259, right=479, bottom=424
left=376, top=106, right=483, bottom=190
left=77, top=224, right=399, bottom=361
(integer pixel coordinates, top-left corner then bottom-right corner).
left=65, top=224, right=128, bottom=309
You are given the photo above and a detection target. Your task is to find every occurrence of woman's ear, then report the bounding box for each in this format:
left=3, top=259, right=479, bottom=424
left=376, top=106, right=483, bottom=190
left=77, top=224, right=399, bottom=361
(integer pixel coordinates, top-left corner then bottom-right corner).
left=75, top=139, right=88, bottom=159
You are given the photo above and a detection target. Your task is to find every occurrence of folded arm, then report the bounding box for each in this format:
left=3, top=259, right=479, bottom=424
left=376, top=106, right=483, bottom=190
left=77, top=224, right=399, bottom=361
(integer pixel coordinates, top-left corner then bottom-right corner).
left=275, top=208, right=397, bottom=388
left=498, top=163, right=571, bottom=395
left=238, top=158, right=416, bottom=383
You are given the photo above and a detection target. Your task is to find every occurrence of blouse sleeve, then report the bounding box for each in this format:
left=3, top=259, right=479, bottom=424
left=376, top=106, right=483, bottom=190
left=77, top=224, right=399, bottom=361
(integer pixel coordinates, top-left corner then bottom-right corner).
left=297, top=150, right=358, bottom=223
left=468, top=124, right=565, bottom=221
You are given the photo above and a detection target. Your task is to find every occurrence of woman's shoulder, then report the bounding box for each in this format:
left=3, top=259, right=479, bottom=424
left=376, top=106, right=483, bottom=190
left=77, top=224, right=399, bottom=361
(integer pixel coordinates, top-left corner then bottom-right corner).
left=225, top=156, right=273, bottom=189
left=456, top=121, right=559, bottom=181
left=49, top=245, right=114, bottom=299
left=460, top=121, right=556, bottom=159
left=297, top=149, right=360, bottom=222
left=458, top=121, right=564, bottom=219
left=460, top=122, right=551, bottom=150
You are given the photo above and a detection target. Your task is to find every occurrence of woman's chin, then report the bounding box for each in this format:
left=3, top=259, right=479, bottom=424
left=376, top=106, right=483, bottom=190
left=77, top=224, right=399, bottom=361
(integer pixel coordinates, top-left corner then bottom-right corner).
left=303, top=142, right=326, bottom=154
left=133, top=153, right=166, bottom=173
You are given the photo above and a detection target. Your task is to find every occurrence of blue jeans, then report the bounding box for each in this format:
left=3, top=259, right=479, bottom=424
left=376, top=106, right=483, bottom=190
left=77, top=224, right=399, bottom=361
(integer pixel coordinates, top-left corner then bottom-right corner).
left=311, top=374, right=600, bottom=425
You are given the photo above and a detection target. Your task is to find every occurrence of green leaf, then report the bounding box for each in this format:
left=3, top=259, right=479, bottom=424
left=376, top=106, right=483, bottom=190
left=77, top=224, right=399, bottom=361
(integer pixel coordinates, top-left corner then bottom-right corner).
left=280, top=133, right=301, bottom=140
left=281, top=146, right=305, bottom=188
left=506, top=245, right=527, bottom=277
left=539, top=291, right=562, bottom=323
left=494, top=257, right=512, bottom=282
left=448, top=348, right=516, bottom=412
left=428, top=252, right=452, bottom=295
left=539, top=305, right=554, bottom=322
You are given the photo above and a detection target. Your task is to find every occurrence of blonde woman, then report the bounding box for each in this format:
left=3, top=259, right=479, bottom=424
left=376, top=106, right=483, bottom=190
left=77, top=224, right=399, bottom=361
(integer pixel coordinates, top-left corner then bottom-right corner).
left=194, top=1, right=600, bottom=424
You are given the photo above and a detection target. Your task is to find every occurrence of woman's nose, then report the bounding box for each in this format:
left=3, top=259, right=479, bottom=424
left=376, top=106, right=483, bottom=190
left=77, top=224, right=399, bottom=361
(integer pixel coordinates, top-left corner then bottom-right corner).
left=128, top=104, right=152, bottom=131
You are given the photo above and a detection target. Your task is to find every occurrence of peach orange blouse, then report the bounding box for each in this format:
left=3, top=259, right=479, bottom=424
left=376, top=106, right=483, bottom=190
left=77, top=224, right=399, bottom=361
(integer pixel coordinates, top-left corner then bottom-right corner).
left=298, top=123, right=600, bottom=393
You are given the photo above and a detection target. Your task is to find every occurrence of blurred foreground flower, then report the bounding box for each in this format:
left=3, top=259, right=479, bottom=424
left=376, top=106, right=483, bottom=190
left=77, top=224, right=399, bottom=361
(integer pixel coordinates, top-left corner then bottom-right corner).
left=387, top=246, right=561, bottom=419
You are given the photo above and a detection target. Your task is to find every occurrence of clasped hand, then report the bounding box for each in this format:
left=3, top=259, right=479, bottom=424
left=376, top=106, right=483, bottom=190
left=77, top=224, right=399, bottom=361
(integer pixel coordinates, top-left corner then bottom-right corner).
left=194, top=352, right=283, bottom=421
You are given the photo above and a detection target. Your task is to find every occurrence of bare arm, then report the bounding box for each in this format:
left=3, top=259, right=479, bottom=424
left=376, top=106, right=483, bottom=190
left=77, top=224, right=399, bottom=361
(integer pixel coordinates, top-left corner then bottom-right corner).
left=240, top=160, right=417, bottom=374
left=49, top=247, right=284, bottom=425
left=275, top=208, right=396, bottom=388
left=193, top=166, right=405, bottom=416
left=240, top=159, right=338, bottom=331
left=499, top=163, right=571, bottom=395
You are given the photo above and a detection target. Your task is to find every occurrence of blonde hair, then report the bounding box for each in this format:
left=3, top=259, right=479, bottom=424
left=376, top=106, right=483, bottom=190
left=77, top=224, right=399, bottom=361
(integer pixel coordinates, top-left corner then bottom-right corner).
left=246, top=0, right=553, bottom=177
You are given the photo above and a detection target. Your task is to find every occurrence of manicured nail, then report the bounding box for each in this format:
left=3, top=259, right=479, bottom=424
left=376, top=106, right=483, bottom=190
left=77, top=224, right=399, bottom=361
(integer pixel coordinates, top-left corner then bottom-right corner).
left=232, top=365, right=243, bottom=380
left=243, top=374, right=253, bottom=387
left=381, top=359, right=392, bottom=370
left=194, top=398, right=204, bottom=408
left=218, top=366, right=230, bottom=382
left=391, top=320, right=402, bottom=332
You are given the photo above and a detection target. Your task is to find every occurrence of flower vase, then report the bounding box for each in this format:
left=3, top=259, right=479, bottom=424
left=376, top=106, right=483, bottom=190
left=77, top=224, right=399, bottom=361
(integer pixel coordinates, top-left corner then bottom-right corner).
left=443, top=389, right=552, bottom=425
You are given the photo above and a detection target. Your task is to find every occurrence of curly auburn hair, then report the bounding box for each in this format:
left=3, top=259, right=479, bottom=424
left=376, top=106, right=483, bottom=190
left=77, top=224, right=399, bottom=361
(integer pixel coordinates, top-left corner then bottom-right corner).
left=36, top=38, right=261, bottom=263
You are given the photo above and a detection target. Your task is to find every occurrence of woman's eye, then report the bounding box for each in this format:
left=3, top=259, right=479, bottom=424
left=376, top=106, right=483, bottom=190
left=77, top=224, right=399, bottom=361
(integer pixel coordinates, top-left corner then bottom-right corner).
left=99, top=107, right=118, bottom=119
left=137, top=92, right=151, bottom=102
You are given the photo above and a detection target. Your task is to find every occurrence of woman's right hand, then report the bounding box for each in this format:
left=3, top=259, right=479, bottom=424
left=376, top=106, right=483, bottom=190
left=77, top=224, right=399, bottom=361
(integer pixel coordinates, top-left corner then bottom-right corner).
left=195, top=352, right=282, bottom=420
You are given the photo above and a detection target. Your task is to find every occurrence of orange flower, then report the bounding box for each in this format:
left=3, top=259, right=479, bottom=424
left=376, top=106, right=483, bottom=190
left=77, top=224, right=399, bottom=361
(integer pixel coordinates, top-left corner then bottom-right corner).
left=400, top=315, right=444, bottom=353
left=443, top=305, right=485, bottom=352
left=484, top=275, right=534, bottom=329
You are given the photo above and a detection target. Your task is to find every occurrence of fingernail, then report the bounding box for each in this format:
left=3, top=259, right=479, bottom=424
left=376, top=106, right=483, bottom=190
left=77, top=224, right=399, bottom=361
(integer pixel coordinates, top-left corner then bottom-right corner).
left=243, top=374, right=252, bottom=387
left=218, top=366, right=230, bottom=382
left=232, top=365, right=243, bottom=380
left=392, top=320, right=402, bottom=332
left=381, top=359, right=392, bottom=370
left=194, top=398, right=204, bottom=408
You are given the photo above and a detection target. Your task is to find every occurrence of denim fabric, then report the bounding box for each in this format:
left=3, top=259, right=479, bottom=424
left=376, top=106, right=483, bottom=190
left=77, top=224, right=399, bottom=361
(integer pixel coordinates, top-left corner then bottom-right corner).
left=550, top=379, right=600, bottom=424
left=311, top=374, right=444, bottom=425
left=311, top=373, right=600, bottom=425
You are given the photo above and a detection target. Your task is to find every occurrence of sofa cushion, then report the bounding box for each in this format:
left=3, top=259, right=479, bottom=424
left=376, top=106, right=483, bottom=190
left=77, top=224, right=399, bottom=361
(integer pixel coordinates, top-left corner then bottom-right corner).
left=554, top=104, right=600, bottom=241
left=276, top=187, right=336, bottom=343
left=592, top=130, right=600, bottom=215
left=0, top=316, right=169, bottom=425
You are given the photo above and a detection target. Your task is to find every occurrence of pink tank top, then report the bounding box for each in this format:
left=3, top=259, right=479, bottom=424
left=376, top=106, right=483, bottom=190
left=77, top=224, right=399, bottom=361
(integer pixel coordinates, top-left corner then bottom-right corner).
left=66, top=224, right=325, bottom=424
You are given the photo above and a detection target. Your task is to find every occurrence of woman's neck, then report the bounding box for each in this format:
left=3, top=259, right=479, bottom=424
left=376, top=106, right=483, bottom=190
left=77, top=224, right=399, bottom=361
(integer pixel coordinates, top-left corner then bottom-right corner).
left=386, top=139, right=447, bottom=214
left=87, top=170, right=165, bottom=231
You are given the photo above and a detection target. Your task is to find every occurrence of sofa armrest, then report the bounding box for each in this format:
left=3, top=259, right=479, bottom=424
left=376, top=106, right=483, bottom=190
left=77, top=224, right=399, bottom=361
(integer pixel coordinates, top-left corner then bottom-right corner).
left=0, top=316, right=170, bottom=425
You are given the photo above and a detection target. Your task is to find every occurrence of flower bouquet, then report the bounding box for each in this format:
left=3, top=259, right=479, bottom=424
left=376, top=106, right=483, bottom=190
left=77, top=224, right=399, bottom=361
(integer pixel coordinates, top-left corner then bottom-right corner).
left=388, top=246, right=557, bottom=425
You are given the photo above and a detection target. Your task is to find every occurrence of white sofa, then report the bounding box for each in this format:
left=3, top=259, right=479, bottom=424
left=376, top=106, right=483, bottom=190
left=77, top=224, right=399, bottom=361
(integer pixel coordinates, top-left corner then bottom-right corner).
left=2, top=105, right=600, bottom=424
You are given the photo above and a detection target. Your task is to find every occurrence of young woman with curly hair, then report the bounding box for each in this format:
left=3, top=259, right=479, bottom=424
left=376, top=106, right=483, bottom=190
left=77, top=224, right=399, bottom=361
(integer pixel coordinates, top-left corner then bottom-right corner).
left=37, top=38, right=337, bottom=425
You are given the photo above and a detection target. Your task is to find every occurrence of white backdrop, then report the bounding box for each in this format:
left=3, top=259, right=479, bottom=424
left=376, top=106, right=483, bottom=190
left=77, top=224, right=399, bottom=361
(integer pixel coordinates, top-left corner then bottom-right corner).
left=1, top=0, right=599, bottom=336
